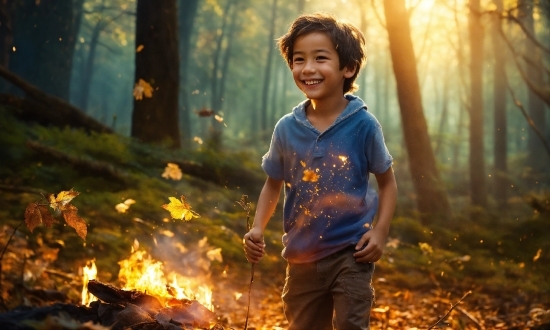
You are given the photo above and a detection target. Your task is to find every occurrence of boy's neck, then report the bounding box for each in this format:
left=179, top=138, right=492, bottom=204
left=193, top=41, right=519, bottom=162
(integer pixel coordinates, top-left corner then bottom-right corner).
left=306, top=95, right=350, bottom=132
left=308, top=95, right=349, bottom=116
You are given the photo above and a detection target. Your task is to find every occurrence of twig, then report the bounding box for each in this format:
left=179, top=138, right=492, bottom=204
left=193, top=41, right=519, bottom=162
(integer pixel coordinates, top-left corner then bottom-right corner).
left=456, top=306, right=484, bottom=330
left=0, top=221, right=25, bottom=311
left=427, top=291, right=472, bottom=330
left=236, top=195, right=253, bottom=330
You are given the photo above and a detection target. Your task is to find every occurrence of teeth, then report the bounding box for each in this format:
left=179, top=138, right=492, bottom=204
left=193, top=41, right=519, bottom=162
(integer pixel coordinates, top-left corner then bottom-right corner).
left=304, top=80, right=321, bottom=85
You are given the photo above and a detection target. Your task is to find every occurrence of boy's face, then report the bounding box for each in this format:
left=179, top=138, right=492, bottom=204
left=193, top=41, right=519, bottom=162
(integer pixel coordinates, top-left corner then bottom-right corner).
left=291, top=32, right=355, bottom=102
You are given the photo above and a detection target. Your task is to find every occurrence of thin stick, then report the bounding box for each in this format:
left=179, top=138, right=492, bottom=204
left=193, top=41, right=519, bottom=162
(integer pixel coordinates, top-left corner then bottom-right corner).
left=237, top=195, right=254, bottom=330
left=427, top=291, right=472, bottom=330
left=0, top=221, right=25, bottom=310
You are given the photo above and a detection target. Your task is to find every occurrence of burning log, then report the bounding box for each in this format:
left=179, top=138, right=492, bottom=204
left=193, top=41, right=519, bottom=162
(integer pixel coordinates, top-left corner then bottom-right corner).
left=87, top=279, right=217, bottom=329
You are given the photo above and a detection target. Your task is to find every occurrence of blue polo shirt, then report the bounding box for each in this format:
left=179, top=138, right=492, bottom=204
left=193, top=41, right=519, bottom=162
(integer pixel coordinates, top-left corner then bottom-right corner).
left=262, top=94, right=393, bottom=263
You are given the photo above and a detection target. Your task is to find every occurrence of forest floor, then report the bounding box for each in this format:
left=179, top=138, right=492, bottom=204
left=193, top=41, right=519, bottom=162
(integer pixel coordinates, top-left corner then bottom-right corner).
left=1, top=111, right=549, bottom=330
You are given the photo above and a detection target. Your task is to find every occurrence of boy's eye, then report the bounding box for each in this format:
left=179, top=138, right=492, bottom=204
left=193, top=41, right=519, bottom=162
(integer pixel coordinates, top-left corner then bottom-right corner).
left=293, top=57, right=304, bottom=63
left=316, top=56, right=327, bottom=60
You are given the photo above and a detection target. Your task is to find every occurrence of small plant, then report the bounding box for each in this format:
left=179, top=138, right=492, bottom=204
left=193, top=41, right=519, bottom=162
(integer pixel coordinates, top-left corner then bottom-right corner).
left=0, top=189, right=87, bottom=310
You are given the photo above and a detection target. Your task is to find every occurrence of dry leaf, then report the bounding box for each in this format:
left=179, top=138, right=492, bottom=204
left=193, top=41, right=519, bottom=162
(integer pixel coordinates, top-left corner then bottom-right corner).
left=62, top=204, right=87, bottom=240
left=133, top=79, right=154, bottom=100
left=136, top=44, right=144, bottom=52
left=115, top=199, right=136, bottom=213
left=161, top=163, right=183, bottom=181
left=162, top=196, right=200, bottom=221
left=49, top=189, right=80, bottom=212
left=24, top=203, right=57, bottom=232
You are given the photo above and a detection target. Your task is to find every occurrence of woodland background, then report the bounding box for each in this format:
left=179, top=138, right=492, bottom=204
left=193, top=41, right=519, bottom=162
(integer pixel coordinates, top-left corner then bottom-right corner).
left=0, top=0, right=549, bottom=329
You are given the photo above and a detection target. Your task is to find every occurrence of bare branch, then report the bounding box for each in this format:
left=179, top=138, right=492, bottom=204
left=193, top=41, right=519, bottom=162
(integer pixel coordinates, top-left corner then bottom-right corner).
left=427, top=291, right=472, bottom=330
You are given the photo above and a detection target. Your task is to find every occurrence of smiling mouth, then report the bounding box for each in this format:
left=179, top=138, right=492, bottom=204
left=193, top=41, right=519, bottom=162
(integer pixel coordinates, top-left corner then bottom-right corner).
left=304, top=80, right=322, bottom=85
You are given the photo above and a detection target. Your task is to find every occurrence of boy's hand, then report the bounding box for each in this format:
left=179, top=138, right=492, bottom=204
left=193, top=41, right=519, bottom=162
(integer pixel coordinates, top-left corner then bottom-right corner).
left=353, top=227, right=388, bottom=263
left=243, top=228, right=266, bottom=264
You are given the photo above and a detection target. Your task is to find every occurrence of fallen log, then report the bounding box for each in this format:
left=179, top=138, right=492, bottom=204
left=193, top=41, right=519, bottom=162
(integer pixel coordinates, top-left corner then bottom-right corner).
left=26, top=140, right=129, bottom=185
left=0, top=66, right=113, bottom=134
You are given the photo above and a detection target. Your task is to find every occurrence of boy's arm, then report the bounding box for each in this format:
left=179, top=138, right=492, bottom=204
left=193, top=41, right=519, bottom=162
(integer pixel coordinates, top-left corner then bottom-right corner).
left=243, top=176, right=283, bottom=264
left=353, top=166, right=397, bottom=263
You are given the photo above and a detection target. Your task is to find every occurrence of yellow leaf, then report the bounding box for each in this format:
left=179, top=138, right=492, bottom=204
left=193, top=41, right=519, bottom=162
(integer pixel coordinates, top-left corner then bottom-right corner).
left=133, top=79, right=154, bottom=100
left=161, top=163, right=183, bottom=181
left=302, top=169, right=319, bottom=182
left=161, top=196, right=200, bottom=221
left=533, top=249, right=542, bottom=262
left=116, top=198, right=136, bottom=213
left=49, top=189, right=80, bottom=212
left=206, top=248, right=223, bottom=262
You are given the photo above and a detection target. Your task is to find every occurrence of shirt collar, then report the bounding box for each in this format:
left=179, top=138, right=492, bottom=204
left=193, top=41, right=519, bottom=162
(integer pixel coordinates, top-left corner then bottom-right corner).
left=292, top=94, right=368, bottom=132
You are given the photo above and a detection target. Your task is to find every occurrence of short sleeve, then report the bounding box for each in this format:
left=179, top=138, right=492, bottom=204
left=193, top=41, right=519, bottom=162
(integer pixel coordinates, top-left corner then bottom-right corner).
left=365, top=122, right=393, bottom=174
left=261, top=125, right=285, bottom=181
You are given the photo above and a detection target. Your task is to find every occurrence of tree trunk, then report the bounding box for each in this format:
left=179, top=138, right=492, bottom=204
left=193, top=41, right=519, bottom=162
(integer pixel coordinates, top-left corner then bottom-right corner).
left=383, top=0, right=452, bottom=223
left=132, top=0, right=180, bottom=148
left=468, top=0, right=487, bottom=208
left=178, top=0, right=200, bottom=145
left=10, top=0, right=78, bottom=101
left=519, top=0, right=546, bottom=170
left=492, top=0, right=508, bottom=208
left=260, top=0, right=278, bottom=137
left=208, top=0, right=235, bottom=149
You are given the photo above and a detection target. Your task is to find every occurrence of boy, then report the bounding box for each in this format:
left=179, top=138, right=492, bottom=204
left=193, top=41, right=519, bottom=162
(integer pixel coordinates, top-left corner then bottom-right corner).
left=244, top=12, right=397, bottom=330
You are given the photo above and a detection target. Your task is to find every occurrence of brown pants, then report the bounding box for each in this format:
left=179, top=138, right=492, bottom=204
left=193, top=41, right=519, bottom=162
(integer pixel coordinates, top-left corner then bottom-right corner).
left=282, top=246, right=375, bottom=330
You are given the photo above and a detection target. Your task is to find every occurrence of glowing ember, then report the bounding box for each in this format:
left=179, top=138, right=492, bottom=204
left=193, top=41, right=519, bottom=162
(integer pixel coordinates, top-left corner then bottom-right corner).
left=81, top=259, right=98, bottom=306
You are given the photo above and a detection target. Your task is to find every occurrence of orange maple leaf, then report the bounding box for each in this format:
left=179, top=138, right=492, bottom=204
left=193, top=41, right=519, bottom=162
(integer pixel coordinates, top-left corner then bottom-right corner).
left=162, top=196, right=200, bottom=221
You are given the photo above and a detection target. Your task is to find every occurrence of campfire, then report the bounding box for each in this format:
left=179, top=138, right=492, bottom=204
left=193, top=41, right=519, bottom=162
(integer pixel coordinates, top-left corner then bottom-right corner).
left=78, top=239, right=224, bottom=329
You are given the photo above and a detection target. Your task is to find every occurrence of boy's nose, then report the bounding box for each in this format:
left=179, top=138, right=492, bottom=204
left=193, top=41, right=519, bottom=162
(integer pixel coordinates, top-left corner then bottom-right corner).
left=302, top=61, right=316, bottom=74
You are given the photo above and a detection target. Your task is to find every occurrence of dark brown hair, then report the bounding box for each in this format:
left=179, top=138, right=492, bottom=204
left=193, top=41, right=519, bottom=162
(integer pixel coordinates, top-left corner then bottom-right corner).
left=277, top=12, right=366, bottom=94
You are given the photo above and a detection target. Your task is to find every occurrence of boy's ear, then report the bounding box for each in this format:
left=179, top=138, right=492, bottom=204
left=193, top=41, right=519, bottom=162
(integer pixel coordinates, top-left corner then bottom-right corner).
left=343, top=65, right=357, bottom=78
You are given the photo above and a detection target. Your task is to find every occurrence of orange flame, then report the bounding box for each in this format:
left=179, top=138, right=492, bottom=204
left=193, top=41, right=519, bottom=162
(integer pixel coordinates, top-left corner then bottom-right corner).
left=118, top=248, right=214, bottom=311
left=81, top=259, right=98, bottom=306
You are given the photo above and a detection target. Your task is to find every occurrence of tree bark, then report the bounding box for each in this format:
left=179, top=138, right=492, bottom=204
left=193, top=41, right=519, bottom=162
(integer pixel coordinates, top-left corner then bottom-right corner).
left=10, top=0, right=78, bottom=101
left=260, top=0, right=278, bottom=136
left=519, top=0, right=546, bottom=170
left=132, top=0, right=180, bottom=148
left=492, top=0, right=508, bottom=208
left=383, top=0, right=452, bottom=223
left=178, top=0, right=200, bottom=145
left=468, top=0, right=487, bottom=208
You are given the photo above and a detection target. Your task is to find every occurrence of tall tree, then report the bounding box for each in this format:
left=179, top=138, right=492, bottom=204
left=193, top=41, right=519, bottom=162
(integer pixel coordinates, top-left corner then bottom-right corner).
left=259, top=0, right=278, bottom=136
left=383, top=0, right=452, bottom=222
left=10, top=0, right=82, bottom=100
left=492, top=0, right=508, bottom=207
left=468, top=0, right=487, bottom=207
left=519, top=0, right=546, bottom=170
left=132, top=0, right=180, bottom=148
left=178, top=0, right=200, bottom=145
